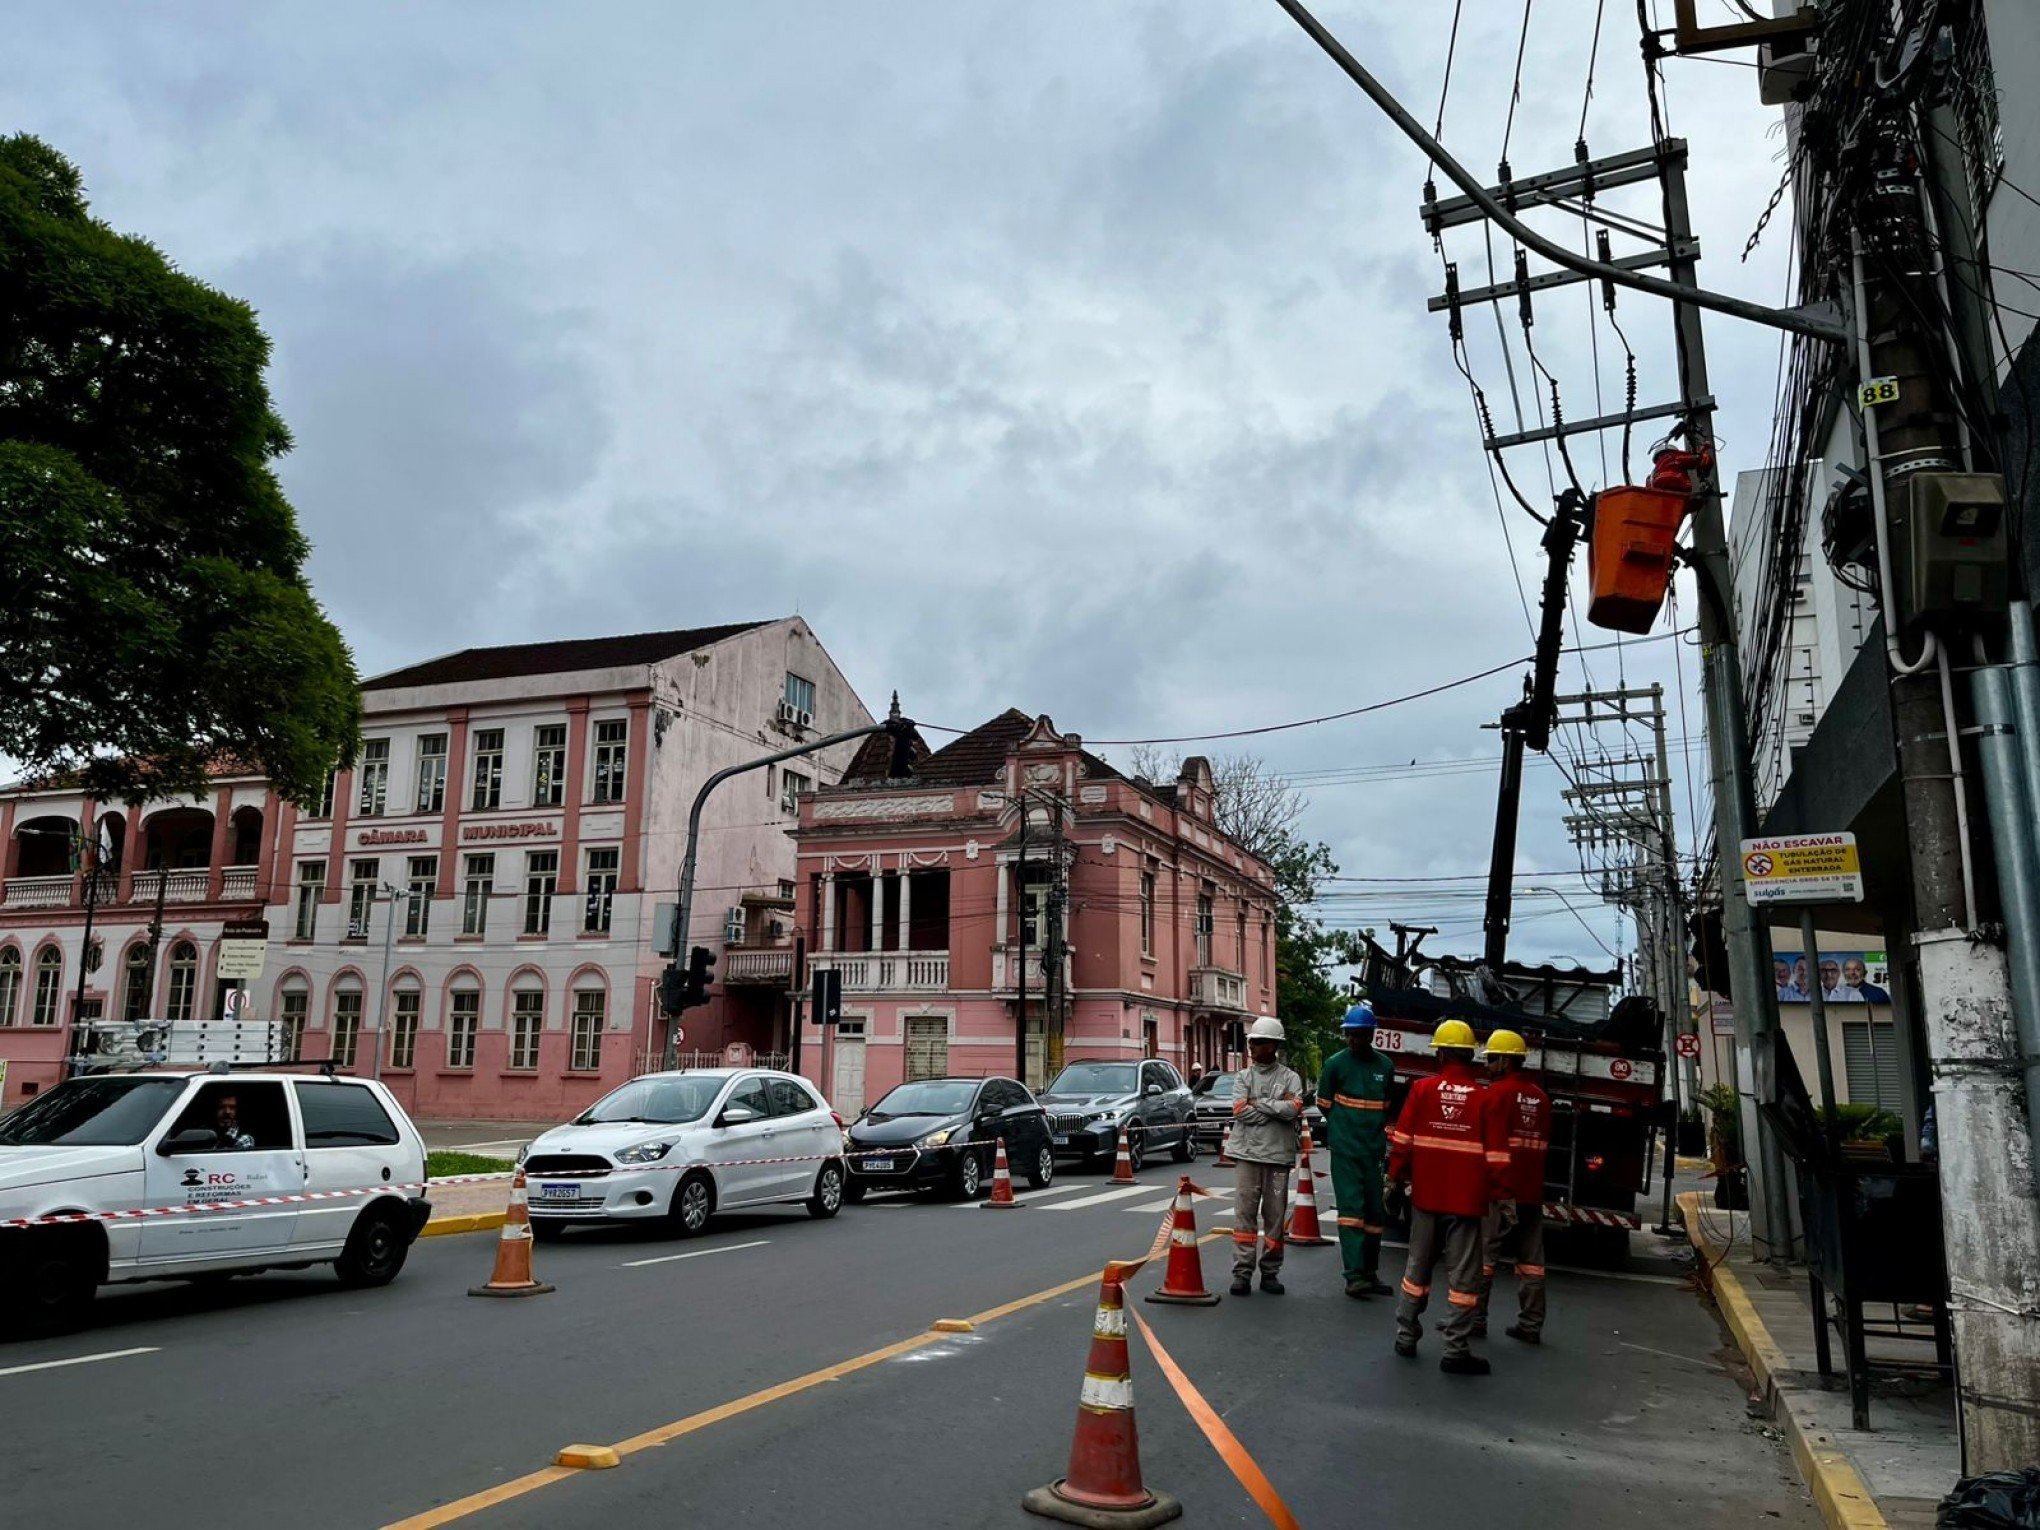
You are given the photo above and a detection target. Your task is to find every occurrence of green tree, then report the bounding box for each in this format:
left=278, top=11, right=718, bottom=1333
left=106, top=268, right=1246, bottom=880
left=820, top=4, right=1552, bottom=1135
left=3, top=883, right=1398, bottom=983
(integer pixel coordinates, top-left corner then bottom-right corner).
left=0, top=135, right=358, bottom=804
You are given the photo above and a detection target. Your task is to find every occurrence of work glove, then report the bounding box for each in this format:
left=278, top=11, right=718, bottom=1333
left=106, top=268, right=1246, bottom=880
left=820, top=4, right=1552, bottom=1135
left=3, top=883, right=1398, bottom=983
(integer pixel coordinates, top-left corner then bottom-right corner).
left=1384, top=1181, right=1409, bottom=1221
left=1496, top=1200, right=1520, bottom=1234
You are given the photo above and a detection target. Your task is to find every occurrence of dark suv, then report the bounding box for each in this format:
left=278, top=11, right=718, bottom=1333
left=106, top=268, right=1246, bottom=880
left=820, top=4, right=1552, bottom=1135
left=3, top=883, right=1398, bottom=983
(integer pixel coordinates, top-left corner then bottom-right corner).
left=1039, top=1059, right=1196, bottom=1171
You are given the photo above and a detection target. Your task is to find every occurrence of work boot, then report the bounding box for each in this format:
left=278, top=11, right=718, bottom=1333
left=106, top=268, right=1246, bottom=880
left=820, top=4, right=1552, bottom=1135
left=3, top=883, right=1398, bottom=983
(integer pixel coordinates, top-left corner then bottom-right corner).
left=1229, top=1275, right=1252, bottom=1297
left=1505, top=1325, right=1541, bottom=1345
left=1260, top=1272, right=1286, bottom=1295
left=1440, top=1353, right=1492, bottom=1376
left=1357, top=1274, right=1394, bottom=1296
left=1345, top=1279, right=1371, bottom=1300
left=1393, top=1338, right=1417, bottom=1358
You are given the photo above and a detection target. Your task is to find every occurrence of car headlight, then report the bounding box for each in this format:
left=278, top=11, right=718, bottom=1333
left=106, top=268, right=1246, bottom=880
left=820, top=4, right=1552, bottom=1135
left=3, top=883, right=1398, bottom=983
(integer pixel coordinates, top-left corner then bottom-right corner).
left=917, top=1127, right=956, bottom=1148
left=515, top=1144, right=529, bottom=1165
left=614, top=1140, right=676, bottom=1165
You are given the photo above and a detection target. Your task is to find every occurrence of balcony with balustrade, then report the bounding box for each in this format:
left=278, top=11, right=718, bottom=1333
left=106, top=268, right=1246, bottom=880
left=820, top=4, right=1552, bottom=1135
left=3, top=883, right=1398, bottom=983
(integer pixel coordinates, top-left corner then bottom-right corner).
left=991, top=944, right=1067, bottom=995
left=811, top=950, right=952, bottom=994
left=4, top=801, right=270, bottom=911
left=722, top=947, right=797, bottom=986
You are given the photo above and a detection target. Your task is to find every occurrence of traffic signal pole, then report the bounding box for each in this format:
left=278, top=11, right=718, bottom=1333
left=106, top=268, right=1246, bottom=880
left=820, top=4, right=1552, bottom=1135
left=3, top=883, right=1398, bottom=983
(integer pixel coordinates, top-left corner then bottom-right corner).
left=661, top=700, right=917, bottom=1069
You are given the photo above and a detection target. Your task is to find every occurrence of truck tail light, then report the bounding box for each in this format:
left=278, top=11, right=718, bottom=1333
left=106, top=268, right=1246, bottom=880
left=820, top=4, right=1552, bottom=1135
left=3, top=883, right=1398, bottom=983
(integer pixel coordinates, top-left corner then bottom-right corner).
left=1585, top=1155, right=1606, bottom=1172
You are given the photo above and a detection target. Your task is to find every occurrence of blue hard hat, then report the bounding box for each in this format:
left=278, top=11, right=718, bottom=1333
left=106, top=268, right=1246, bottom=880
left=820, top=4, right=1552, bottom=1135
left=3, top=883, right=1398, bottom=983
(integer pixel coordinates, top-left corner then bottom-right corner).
left=1342, top=1003, right=1377, bottom=1030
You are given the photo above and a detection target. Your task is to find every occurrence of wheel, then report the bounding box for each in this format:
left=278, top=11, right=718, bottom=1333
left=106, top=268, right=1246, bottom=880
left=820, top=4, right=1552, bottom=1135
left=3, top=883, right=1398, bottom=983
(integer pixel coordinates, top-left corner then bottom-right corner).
left=335, top=1206, right=409, bottom=1288
left=1126, top=1131, right=1145, bottom=1173
left=1026, top=1143, right=1055, bottom=1189
left=530, top=1218, right=565, bottom=1244
left=0, top=1231, right=98, bottom=1338
left=808, top=1162, right=845, bottom=1219
left=667, top=1173, right=715, bottom=1238
left=953, top=1150, right=984, bottom=1200
left=843, top=1177, right=867, bottom=1205
left=1171, top=1124, right=1196, bottom=1163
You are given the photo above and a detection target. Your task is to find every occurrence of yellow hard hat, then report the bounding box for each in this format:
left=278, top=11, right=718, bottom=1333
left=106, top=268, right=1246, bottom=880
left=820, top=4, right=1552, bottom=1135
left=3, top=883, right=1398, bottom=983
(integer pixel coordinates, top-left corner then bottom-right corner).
left=1484, top=1029, right=1528, bottom=1058
left=1432, top=1019, right=1477, bottom=1051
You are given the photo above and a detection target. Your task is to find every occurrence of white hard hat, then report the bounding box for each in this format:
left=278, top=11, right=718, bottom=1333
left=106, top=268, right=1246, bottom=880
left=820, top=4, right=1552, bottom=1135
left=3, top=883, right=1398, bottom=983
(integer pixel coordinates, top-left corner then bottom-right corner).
left=1247, top=1016, right=1285, bottom=1043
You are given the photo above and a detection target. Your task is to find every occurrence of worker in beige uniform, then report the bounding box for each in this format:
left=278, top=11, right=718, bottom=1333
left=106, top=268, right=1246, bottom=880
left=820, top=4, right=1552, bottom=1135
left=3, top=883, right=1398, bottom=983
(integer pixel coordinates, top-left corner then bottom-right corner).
left=1228, top=1016, right=1305, bottom=1297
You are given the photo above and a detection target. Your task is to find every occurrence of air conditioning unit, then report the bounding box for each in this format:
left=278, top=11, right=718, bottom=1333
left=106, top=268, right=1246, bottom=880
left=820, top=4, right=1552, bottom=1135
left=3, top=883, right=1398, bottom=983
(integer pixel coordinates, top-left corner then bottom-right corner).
left=797, top=708, right=814, bottom=729
left=775, top=698, right=800, bottom=725
left=724, top=907, right=746, bottom=944
left=1795, top=712, right=1817, bottom=727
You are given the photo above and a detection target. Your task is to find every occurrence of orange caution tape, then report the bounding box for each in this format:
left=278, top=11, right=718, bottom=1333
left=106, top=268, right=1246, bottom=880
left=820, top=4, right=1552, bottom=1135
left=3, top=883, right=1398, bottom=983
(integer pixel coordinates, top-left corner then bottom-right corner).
left=1130, top=1310, right=1303, bottom=1530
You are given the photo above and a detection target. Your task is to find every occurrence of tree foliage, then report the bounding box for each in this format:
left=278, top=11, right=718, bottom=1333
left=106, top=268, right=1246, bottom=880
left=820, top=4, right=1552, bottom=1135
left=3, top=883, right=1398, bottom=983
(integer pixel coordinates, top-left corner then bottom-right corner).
left=0, top=135, right=359, bottom=804
left=1130, top=748, right=1347, bottom=1078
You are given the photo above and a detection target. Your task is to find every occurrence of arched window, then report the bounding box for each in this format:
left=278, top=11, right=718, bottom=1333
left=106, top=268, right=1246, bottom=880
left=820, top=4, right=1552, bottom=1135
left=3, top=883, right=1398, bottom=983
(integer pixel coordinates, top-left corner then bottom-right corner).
left=332, top=980, right=364, bottom=1068
left=165, top=941, right=197, bottom=1023
left=121, top=944, right=153, bottom=1021
left=31, top=947, right=64, bottom=1027
left=0, top=948, right=20, bottom=1026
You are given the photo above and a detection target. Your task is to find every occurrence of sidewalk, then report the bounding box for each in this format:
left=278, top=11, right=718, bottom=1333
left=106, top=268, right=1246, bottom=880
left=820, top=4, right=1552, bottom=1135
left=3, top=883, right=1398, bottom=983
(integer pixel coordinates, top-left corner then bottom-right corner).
left=1679, top=1192, right=1959, bottom=1530
left=421, top=1175, right=514, bottom=1236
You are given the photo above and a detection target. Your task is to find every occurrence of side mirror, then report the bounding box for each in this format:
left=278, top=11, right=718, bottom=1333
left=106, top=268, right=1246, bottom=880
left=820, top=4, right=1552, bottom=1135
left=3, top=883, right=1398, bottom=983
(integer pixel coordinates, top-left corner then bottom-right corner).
left=719, top=1106, right=760, bottom=1127
left=157, top=1127, right=219, bottom=1156
left=1143, top=1084, right=1163, bottom=1098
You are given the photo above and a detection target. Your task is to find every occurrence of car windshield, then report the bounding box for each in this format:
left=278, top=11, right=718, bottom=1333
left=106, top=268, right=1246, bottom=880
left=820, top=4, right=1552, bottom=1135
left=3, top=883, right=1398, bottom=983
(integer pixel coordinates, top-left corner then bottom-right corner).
left=0, top=1077, right=185, bottom=1146
left=1202, top=1074, right=1236, bottom=1100
left=576, top=1076, right=724, bottom=1126
left=868, top=1081, right=976, bottom=1118
left=1047, top=1063, right=1138, bottom=1095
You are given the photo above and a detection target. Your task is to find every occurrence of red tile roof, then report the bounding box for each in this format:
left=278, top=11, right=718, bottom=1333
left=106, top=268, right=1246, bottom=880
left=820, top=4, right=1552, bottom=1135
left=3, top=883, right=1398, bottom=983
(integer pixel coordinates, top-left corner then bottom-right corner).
left=362, top=622, right=772, bottom=691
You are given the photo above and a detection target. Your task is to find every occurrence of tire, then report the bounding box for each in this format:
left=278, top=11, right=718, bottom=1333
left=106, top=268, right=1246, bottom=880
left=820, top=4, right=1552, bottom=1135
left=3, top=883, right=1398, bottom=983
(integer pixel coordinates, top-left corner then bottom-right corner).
left=667, top=1173, right=715, bottom=1238
left=0, top=1230, right=99, bottom=1338
left=530, top=1219, right=566, bottom=1244
left=1126, top=1132, right=1145, bottom=1174
left=1171, top=1124, right=1196, bottom=1163
left=335, top=1205, right=410, bottom=1288
left=1026, top=1143, right=1055, bottom=1189
left=953, top=1150, right=984, bottom=1201
left=808, top=1162, right=845, bottom=1220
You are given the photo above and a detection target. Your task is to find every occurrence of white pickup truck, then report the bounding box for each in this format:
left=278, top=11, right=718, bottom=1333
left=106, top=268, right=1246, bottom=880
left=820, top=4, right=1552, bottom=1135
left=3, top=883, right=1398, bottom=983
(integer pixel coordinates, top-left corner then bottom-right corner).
left=0, top=1069, right=431, bottom=1336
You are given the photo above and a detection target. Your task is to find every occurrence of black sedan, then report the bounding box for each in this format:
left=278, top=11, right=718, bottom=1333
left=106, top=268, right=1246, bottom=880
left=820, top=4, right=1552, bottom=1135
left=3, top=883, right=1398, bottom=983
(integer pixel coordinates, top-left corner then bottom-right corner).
left=842, top=1076, right=1055, bottom=1201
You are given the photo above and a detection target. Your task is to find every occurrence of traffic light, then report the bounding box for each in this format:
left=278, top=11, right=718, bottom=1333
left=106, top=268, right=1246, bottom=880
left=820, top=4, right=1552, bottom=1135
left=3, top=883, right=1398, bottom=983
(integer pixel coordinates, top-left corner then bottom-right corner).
left=659, top=963, right=688, bottom=1016
left=680, top=945, right=717, bottom=1010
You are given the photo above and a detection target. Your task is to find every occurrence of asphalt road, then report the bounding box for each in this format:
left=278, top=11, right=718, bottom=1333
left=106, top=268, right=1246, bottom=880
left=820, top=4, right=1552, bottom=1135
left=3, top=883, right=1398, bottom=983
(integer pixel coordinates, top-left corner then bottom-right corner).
left=1, top=1169, right=1817, bottom=1528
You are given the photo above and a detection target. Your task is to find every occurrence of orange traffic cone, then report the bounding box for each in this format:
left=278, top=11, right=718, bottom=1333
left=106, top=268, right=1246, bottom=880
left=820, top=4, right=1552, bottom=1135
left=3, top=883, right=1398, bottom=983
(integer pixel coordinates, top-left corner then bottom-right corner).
left=468, top=1168, right=557, bottom=1297
left=1145, top=1176, right=1219, bottom=1307
left=983, top=1137, right=1022, bottom=1209
left=1024, top=1262, right=1182, bottom=1528
left=1216, top=1120, right=1236, bottom=1167
left=1111, top=1124, right=1138, bottom=1183
left=1285, top=1126, right=1333, bottom=1246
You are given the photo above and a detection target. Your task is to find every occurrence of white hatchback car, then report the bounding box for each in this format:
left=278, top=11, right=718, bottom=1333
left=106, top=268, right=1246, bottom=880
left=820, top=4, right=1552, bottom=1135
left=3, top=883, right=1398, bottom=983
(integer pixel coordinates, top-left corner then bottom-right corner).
left=520, top=1068, right=845, bottom=1238
left=0, top=1069, right=430, bottom=1336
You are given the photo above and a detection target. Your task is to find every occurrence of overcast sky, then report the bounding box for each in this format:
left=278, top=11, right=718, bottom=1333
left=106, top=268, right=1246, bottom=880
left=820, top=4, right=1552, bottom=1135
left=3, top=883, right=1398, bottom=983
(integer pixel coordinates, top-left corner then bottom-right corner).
left=7, top=2, right=1795, bottom=968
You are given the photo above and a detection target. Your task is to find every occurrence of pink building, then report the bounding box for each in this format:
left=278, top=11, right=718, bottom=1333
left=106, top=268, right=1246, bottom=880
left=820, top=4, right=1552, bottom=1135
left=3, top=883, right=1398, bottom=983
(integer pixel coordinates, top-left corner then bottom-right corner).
left=0, top=619, right=870, bottom=1118
left=790, top=712, right=1278, bottom=1115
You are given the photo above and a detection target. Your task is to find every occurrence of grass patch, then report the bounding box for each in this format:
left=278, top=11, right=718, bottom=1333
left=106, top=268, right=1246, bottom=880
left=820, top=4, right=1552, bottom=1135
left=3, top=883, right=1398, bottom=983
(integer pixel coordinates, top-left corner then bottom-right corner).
left=428, top=1150, right=515, bottom=1178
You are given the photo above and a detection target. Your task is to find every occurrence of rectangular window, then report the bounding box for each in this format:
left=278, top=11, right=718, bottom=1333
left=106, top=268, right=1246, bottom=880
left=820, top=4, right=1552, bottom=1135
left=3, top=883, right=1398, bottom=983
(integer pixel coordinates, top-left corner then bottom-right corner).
left=509, top=991, right=543, bottom=1070
left=532, top=724, right=567, bottom=807
left=1842, top=1021, right=1905, bottom=1111
left=347, top=859, right=380, bottom=940
left=294, top=1080, right=398, bottom=1146
left=279, top=991, right=308, bottom=1062
left=356, top=739, right=389, bottom=817
left=294, top=860, right=326, bottom=941
left=583, top=847, right=619, bottom=935
left=1235, top=907, right=1247, bottom=969
left=1195, top=891, right=1214, bottom=966
left=592, top=719, right=628, bottom=803
left=332, top=991, right=363, bottom=1068
left=446, top=991, right=479, bottom=1069
left=470, top=727, right=505, bottom=811
left=405, top=856, right=436, bottom=937
left=462, top=854, right=495, bottom=936
left=316, top=773, right=337, bottom=819
left=904, top=1015, right=949, bottom=1081
left=524, top=850, right=558, bottom=936
left=1020, top=872, right=1048, bottom=950
left=569, top=990, right=604, bottom=1071
left=1140, top=870, right=1156, bottom=956
left=389, top=991, right=420, bottom=1070
left=784, top=673, right=816, bottom=714
left=780, top=769, right=811, bottom=814
left=414, top=733, right=448, bottom=814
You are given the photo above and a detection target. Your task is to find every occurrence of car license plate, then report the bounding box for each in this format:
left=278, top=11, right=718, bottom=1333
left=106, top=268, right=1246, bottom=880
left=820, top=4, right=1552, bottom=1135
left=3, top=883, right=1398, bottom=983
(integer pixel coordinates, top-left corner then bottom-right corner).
left=861, top=1157, right=894, bottom=1172
left=1053, top=1135, right=1070, bottom=1146
left=538, top=1183, right=580, bottom=1202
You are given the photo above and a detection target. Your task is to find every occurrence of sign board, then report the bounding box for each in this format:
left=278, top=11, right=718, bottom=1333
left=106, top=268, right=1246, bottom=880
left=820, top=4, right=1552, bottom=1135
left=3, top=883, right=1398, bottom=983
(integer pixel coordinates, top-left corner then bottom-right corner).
left=216, top=940, right=268, bottom=981
left=222, top=987, right=251, bottom=1022
left=1740, top=832, right=1864, bottom=906
left=1709, top=997, right=1737, bottom=1037
left=812, top=968, right=843, bottom=1029
left=221, top=919, right=270, bottom=940
left=673, top=1025, right=685, bottom=1047
left=1675, top=1032, right=1702, bottom=1060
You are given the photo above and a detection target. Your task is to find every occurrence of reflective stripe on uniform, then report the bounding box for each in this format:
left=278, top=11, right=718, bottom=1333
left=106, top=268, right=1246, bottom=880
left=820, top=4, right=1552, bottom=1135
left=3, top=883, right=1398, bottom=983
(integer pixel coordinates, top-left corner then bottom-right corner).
left=1386, top=1128, right=1413, bottom=1146
left=1485, top=1151, right=1513, bottom=1167
left=1447, top=1289, right=1481, bottom=1308
left=1401, top=1277, right=1428, bottom=1298
left=1517, top=1263, right=1547, bottom=1278
left=1231, top=1230, right=1259, bottom=1245
left=1335, top=1216, right=1367, bottom=1228
left=1360, top=1222, right=1385, bottom=1233
left=1409, top=1134, right=1486, bottom=1155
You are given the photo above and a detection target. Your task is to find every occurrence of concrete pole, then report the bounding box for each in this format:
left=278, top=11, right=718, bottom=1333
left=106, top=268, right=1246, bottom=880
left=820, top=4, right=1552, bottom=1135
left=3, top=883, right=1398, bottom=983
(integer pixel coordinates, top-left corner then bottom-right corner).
left=1800, top=910, right=1838, bottom=1122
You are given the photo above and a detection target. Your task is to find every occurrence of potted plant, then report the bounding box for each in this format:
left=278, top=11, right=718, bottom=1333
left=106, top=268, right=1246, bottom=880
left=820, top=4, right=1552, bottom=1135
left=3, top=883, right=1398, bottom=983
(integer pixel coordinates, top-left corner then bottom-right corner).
left=1821, top=1103, right=1904, bottom=1163
left=1698, top=1084, right=1743, bottom=1172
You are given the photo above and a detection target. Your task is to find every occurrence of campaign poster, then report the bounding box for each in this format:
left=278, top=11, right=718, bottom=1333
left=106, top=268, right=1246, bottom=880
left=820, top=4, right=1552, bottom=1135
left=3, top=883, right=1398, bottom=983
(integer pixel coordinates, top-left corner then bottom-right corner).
left=1774, top=950, right=1890, bottom=1006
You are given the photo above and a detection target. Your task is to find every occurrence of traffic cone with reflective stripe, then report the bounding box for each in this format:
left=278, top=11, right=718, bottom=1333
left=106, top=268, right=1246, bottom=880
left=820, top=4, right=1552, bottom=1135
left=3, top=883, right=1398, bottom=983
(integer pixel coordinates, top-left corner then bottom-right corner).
left=1111, top=1124, right=1138, bottom=1184
left=983, top=1137, right=1022, bottom=1209
left=1285, top=1127, right=1333, bottom=1246
left=1215, top=1120, right=1236, bottom=1167
left=1144, top=1176, right=1219, bottom=1307
left=1024, top=1263, right=1182, bottom=1527
left=468, top=1168, right=556, bottom=1297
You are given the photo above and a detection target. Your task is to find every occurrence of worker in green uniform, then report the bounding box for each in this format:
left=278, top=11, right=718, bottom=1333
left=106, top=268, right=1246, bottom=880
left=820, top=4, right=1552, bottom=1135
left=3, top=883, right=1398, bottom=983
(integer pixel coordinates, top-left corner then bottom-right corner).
left=1316, top=1003, right=1398, bottom=1299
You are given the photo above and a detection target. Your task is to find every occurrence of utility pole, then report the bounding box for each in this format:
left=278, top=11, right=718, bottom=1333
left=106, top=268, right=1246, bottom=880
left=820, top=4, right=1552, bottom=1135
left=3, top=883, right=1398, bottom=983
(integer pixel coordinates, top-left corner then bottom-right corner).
left=371, top=882, right=407, bottom=1082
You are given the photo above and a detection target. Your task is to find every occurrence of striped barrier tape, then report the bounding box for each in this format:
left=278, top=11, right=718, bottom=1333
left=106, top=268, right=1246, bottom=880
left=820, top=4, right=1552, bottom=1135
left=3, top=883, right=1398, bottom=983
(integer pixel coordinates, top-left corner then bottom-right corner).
left=1541, top=1201, right=1642, bottom=1229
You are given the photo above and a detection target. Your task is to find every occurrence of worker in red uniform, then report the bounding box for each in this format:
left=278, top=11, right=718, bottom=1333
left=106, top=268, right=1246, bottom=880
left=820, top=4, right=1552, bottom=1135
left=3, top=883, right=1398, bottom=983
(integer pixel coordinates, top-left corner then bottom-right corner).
left=1386, top=1018, right=1511, bottom=1375
left=1475, top=1028, right=1552, bottom=1343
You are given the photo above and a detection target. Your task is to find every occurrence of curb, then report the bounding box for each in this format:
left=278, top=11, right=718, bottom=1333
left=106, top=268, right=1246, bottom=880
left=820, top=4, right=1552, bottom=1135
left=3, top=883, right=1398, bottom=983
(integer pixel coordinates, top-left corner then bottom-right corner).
left=1678, top=1193, right=1889, bottom=1530
left=421, top=1212, right=508, bottom=1239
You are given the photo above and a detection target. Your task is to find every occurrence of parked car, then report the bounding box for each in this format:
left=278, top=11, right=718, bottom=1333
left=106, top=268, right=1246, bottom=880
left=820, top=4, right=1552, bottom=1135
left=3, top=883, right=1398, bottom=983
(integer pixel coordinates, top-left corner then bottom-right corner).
left=1039, top=1058, right=1196, bottom=1170
left=1190, top=1070, right=1325, bottom=1149
left=0, top=1070, right=431, bottom=1337
left=519, top=1068, right=845, bottom=1239
left=843, top=1076, right=1053, bottom=1200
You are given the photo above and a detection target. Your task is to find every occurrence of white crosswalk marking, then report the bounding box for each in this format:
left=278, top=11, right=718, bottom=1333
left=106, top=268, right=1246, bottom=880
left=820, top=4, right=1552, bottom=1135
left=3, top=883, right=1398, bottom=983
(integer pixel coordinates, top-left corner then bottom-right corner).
left=1040, top=1183, right=1173, bottom=1212
left=1124, top=1188, right=1234, bottom=1215
left=947, top=1180, right=1103, bottom=1209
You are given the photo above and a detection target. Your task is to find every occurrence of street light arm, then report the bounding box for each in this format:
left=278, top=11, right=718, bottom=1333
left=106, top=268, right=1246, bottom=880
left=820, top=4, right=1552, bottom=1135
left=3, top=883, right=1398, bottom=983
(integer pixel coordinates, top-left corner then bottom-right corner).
left=1268, top=0, right=1850, bottom=344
